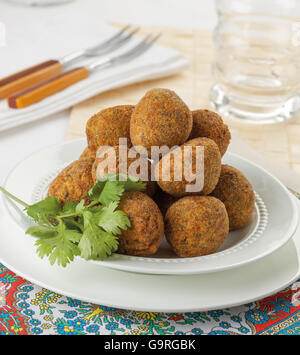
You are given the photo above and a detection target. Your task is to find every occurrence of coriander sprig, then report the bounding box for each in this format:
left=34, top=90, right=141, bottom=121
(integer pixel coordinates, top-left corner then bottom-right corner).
left=0, top=175, right=146, bottom=267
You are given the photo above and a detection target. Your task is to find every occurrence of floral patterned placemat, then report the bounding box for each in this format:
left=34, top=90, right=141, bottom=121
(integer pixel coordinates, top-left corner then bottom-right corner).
left=0, top=263, right=299, bottom=335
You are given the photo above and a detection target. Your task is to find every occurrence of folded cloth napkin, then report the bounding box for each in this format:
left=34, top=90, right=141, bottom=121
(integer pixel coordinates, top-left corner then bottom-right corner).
left=0, top=24, right=187, bottom=132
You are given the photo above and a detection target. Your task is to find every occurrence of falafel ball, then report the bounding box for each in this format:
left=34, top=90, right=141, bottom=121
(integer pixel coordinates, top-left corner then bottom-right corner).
left=86, top=105, right=135, bottom=151
left=189, top=110, right=231, bottom=156
left=91, top=145, right=157, bottom=197
left=117, top=191, right=164, bottom=256
left=210, top=165, right=255, bottom=231
left=155, top=137, right=221, bottom=197
left=165, top=196, right=229, bottom=258
left=130, top=89, right=193, bottom=153
left=48, top=159, right=94, bottom=204
left=79, top=146, right=96, bottom=163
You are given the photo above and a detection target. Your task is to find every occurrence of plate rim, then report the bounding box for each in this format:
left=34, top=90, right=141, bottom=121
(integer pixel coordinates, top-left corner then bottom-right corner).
left=1, top=250, right=299, bottom=313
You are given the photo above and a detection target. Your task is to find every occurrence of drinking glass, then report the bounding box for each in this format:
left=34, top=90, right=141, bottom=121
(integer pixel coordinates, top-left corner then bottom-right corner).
left=210, top=0, right=300, bottom=124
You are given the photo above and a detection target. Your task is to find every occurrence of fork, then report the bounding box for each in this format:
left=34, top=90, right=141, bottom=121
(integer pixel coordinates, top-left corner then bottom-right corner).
left=0, top=25, right=138, bottom=100
left=8, top=33, right=161, bottom=109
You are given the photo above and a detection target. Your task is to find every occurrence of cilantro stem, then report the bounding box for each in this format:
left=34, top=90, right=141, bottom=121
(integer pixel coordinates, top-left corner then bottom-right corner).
left=58, top=212, right=79, bottom=219
left=0, top=186, right=29, bottom=208
left=43, top=216, right=59, bottom=226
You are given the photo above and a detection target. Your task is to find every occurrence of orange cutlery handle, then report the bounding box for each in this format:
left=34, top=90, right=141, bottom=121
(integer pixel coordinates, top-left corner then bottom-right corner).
left=0, top=60, right=63, bottom=100
left=8, top=67, right=90, bottom=109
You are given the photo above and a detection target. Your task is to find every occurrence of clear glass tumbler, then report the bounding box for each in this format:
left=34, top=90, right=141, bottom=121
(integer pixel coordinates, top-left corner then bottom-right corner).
left=210, top=0, right=300, bottom=124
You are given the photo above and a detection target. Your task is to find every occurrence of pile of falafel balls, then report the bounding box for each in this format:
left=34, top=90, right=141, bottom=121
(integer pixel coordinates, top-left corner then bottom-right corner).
left=48, top=88, right=255, bottom=259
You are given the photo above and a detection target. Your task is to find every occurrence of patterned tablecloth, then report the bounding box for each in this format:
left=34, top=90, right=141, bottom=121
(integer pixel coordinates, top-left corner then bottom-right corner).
left=0, top=272, right=300, bottom=336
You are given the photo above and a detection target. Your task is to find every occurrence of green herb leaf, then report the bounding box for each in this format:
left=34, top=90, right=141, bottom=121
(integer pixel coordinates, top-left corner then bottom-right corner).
left=1, top=175, right=142, bottom=267
left=90, top=205, right=103, bottom=213
left=75, top=200, right=86, bottom=213
left=63, top=218, right=83, bottom=232
left=78, top=211, right=119, bottom=260
left=88, top=174, right=146, bottom=205
left=26, top=197, right=61, bottom=223
left=61, top=201, right=78, bottom=214
left=34, top=221, right=81, bottom=267
left=105, top=173, right=146, bottom=192
left=91, top=230, right=119, bottom=260
left=87, top=179, right=106, bottom=202
left=123, top=178, right=146, bottom=192
left=26, top=225, right=57, bottom=238
left=95, top=201, right=130, bottom=235
left=88, top=178, right=124, bottom=206
left=98, top=180, right=125, bottom=205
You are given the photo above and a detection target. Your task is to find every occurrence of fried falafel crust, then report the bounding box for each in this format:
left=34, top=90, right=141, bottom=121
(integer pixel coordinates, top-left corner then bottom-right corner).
left=79, top=146, right=96, bottom=163
left=165, top=196, right=229, bottom=258
left=189, top=110, right=231, bottom=156
left=91, top=145, right=157, bottom=197
left=48, top=159, right=94, bottom=204
left=130, top=88, right=193, bottom=153
left=86, top=105, right=135, bottom=151
left=117, top=191, right=164, bottom=256
left=210, top=165, right=255, bottom=231
left=155, top=137, right=221, bottom=197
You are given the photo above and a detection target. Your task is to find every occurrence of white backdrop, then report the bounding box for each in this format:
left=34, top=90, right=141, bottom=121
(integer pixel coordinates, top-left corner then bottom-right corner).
left=0, top=0, right=216, bottom=183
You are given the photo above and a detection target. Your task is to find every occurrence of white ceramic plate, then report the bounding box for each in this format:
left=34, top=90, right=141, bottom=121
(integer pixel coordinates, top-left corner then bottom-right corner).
left=0, top=193, right=300, bottom=312
left=1, top=138, right=298, bottom=275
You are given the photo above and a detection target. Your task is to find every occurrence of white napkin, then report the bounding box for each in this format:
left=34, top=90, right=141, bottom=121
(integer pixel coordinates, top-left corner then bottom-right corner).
left=0, top=22, right=187, bottom=132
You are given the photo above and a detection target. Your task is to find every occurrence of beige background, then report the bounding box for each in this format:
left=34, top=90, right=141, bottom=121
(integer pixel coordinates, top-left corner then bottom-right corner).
left=67, top=26, right=300, bottom=174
